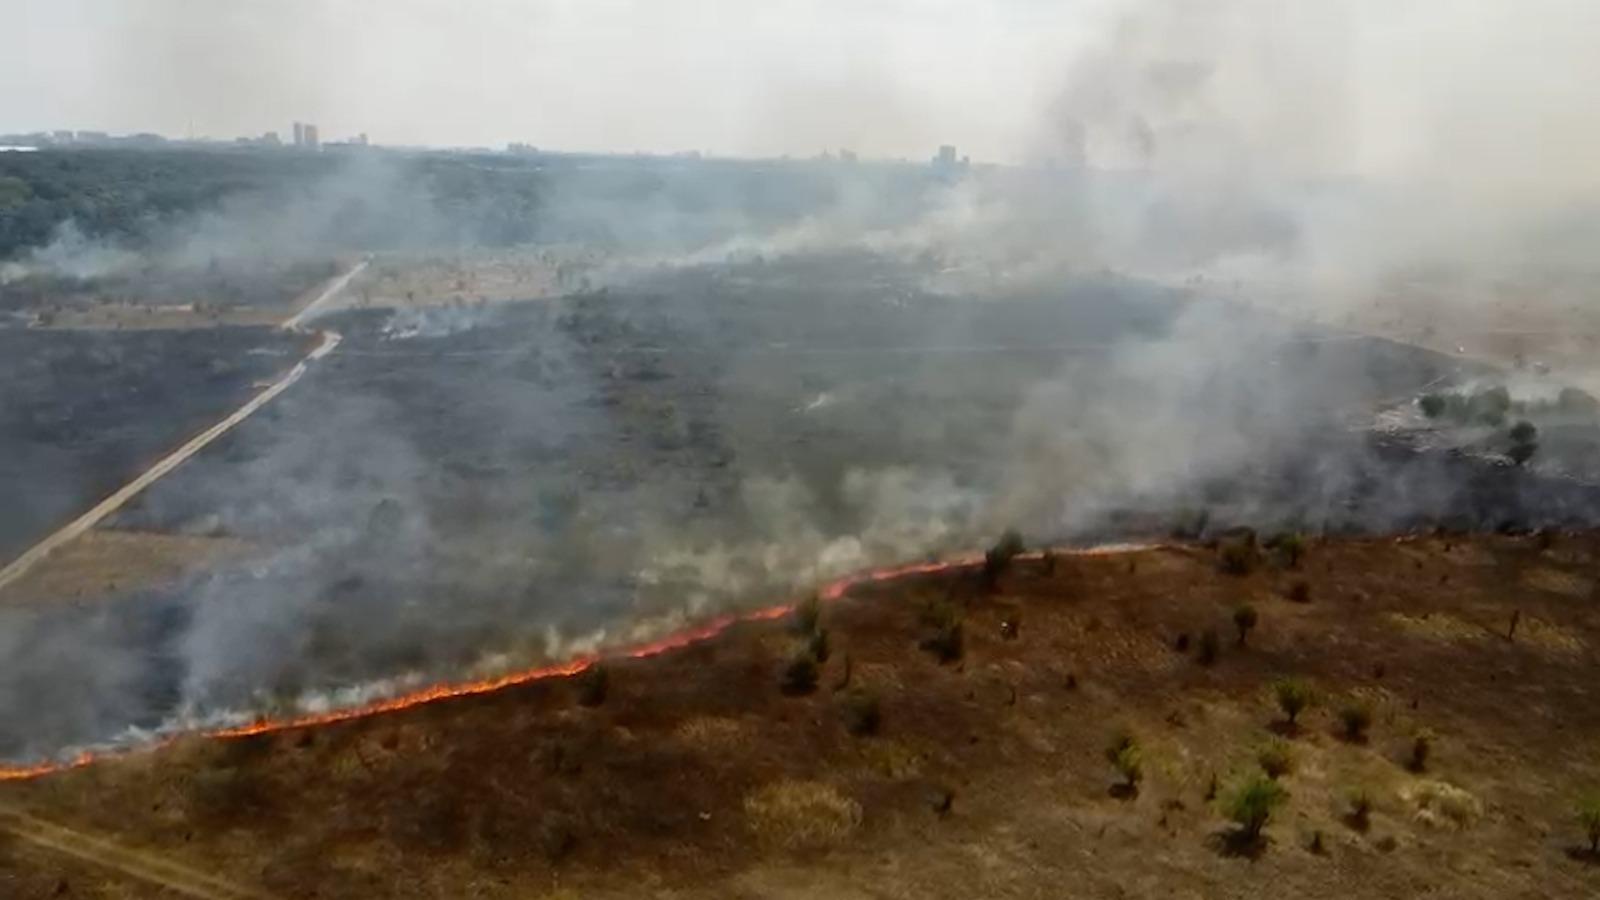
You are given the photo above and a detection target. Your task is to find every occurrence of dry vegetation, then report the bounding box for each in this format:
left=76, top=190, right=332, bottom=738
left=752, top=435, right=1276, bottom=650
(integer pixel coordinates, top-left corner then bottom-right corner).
left=3, top=532, right=1600, bottom=898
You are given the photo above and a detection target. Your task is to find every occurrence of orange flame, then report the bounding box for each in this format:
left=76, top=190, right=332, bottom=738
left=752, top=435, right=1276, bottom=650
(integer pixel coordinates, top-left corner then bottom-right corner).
left=0, top=544, right=1151, bottom=782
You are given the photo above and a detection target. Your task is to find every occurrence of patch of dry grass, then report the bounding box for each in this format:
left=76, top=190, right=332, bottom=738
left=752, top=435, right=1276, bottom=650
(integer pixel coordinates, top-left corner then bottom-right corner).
left=674, top=716, right=751, bottom=753
left=743, top=780, right=862, bottom=849
left=1521, top=567, right=1592, bottom=598
left=1402, top=780, right=1483, bottom=829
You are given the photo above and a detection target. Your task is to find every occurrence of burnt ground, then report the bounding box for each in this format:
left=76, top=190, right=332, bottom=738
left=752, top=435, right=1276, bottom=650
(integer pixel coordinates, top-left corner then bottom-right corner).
left=9, top=253, right=1600, bottom=763
left=0, top=326, right=309, bottom=562
left=2, top=532, right=1599, bottom=898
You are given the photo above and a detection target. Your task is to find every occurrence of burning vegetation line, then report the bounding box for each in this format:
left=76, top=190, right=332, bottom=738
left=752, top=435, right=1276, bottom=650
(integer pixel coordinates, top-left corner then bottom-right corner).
left=0, top=543, right=1153, bottom=783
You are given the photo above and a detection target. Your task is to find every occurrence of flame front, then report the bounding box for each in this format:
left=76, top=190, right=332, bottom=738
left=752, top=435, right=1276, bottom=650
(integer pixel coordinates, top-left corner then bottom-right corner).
left=0, top=544, right=1151, bottom=782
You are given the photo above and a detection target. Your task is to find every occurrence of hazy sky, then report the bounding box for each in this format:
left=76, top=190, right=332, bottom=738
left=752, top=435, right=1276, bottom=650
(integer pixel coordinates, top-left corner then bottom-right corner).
left=4, top=0, right=1599, bottom=184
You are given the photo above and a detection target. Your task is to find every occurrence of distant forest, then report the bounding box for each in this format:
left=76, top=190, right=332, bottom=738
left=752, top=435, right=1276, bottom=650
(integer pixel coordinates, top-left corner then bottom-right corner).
left=0, top=148, right=938, bottom=263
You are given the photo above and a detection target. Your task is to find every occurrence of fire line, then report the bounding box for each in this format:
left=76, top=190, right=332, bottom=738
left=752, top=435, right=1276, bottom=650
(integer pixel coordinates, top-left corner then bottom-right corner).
left=0, top=544, right=1150, bottom=782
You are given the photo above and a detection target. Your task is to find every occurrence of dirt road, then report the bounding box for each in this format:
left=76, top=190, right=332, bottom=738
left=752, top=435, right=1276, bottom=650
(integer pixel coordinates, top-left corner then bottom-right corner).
left=0, top=257, right=362, bottom=592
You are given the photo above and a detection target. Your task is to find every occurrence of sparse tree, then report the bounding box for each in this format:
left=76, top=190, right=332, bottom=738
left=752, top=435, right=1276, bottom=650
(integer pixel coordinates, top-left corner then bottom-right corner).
left=1222, top=774, right=1288, bottom=841
left=1272, top=677, right=1314, bottom=726
left=1233, top=605, right=1259, bottom=646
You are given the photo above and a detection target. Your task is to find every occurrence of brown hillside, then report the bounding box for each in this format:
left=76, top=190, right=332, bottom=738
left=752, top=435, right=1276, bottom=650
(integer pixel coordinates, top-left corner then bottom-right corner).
left=3, top=533, right=1600, bottom=899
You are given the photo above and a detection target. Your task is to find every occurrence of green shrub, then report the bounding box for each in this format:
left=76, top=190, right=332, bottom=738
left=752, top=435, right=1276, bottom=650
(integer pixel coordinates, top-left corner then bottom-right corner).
left=1257, top=738, right=1294, bottom=779
left=1222, top=773, right=1288, bottom=840
left=838, top=689, right=881, bottom=737
left=1271, top=677, right=1314, bottom=725
left=1233, top=605, right=1259, bottom=646
left=1105, top=732, right=1144, bottom=789
left=983, top=529, right=1026, bottom=586
left=1338, top=702, right=1373, bottom=742
left=1578, top=794, right=1600, bottom=854
left=1266, top=532, right=1307, bottom=568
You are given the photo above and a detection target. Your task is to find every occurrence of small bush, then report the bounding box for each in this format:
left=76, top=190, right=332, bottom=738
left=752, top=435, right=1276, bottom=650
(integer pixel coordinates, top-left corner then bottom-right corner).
left=1346, top=788, right=1373, bottom=831
left=1219, top=542, right=1256, bottom=576
left=1577, top=794, right=1600, bottom=855
left=1233, top=605, right=1259, bottom=646
left=983, top=529, right=1026, bottom=587
left=1197, top=629, right=1221, bottom=666
left=780, top=650, right=819, bottom=695
left=1338, top=702, right=1373, bottom=742
left=1286, top=580, right=1311, bottom=604
left=1173, top=632, right=1191, bottom=653
left=1408, top=730, right=1433, bottom=772
left=838, top=689, right=881, bottom=737
left=576, top=664, right=609, bottom=707
left=1509, top=420, right=1538, bottom=444
left=1266, top=532, right=1307, bottom=568
left=1105, top=732, right=1144, bottom=790
left=1272, top=677, right=1314, bottom=725
left=1257, top=738, right=1294, bottom=779
left=1419, top=393, right=1447, bottom=418
left=1222, top=773, right=1288, bottom=840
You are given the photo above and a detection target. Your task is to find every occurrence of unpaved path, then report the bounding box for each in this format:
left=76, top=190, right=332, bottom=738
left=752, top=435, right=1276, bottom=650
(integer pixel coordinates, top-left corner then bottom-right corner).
left=0, top=257, right=362, bottom=592
left=0, top=802, right=276, bottom=899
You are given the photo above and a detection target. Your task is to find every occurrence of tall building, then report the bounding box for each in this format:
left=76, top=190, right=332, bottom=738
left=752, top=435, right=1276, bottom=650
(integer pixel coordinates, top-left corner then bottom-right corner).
left=304, top=124, right=319, bottom=150
left=936, top=145, right=957, bottom=167
left=292, top=122, right=305, bottom=146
